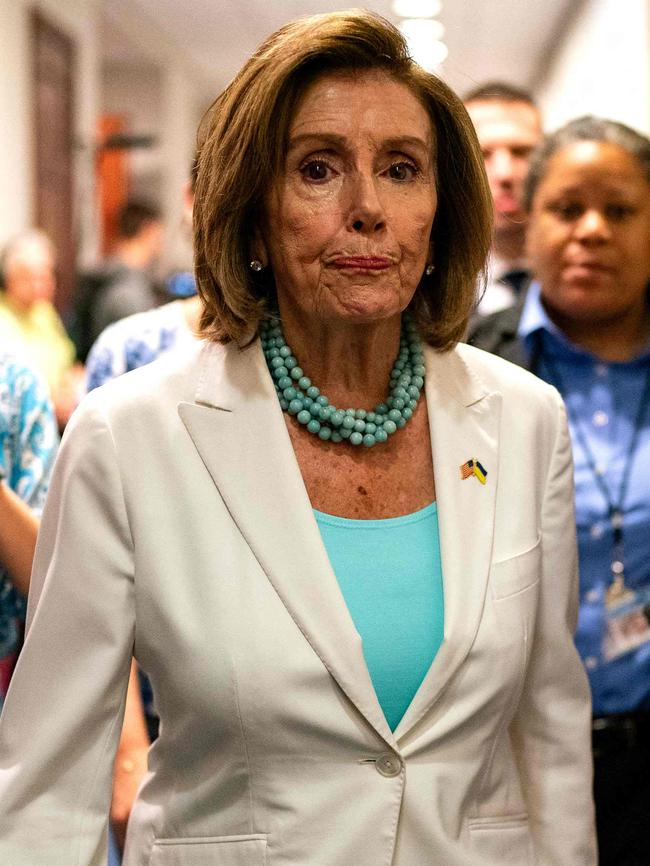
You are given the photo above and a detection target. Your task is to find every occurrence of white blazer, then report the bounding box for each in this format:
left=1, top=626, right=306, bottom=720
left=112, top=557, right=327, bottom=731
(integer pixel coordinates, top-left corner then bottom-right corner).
left=0, top=338, right=596, bottom=866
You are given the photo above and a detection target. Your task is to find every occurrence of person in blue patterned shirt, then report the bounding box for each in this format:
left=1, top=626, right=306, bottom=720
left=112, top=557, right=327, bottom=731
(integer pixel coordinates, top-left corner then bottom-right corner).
left=85, top=296, right=200, bottom=393
left=0, top=348, right=57, bottom=708
left=85, top=158, right=199, bottom=394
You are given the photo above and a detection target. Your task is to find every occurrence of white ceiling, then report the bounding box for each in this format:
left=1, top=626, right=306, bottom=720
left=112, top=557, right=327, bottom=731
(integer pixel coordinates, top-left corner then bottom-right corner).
left=102, top=0, right=584, bottom=103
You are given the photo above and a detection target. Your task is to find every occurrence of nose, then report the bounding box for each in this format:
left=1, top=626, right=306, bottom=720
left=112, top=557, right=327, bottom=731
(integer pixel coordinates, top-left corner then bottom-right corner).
left=347, top=171, right=386, bottom=234
left=487, top=149, right=515, bottom=185
left=575, top=208, right=611, bottom=244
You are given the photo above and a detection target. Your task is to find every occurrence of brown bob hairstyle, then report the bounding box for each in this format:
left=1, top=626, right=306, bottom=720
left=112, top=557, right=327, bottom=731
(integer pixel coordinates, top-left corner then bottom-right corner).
left=194, top=9, right=492, bottom=349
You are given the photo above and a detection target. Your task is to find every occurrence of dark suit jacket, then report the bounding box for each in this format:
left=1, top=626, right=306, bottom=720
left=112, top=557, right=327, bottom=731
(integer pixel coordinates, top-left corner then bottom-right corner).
left=468, top=293, right=530, bottom=370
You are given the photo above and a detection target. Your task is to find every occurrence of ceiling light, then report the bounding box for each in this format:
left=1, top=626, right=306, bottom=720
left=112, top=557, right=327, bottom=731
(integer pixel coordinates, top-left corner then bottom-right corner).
left=399, top=20, right=448, bottom=71
left=399, top=18, right=445, bottom=42
left=392, top=0, right=442, bottom=17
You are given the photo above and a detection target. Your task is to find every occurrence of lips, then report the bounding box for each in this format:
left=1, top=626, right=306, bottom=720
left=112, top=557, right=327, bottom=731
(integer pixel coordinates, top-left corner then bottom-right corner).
left=330, top=256, right=393, bottom=271
left=565, top=261, right=615, bottom=273
left=493, top=194, right=520, bottom=214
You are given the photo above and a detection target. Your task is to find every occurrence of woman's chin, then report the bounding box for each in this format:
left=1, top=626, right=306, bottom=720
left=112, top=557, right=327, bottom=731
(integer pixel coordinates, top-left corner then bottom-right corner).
left=318, top=306, right=405, bottom=329
left=317, top=290, right=413, bottom=326
left=549, top=295, right=636, bottom=328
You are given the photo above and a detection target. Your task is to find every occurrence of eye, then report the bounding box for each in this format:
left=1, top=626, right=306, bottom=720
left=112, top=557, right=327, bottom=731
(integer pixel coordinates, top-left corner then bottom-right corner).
left=511, top=146, right=534, bottom=160
left=300, top=160, right=335, bottom=183
left=386, top=161, right=418, bottom=182
left=606, top=203, right=636, bottom=221
left=548, top=201, right=583, bottom=221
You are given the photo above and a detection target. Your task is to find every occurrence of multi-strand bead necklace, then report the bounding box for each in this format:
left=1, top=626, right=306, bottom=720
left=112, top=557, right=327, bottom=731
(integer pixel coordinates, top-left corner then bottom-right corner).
left=259, top=316, right=425, bottom=447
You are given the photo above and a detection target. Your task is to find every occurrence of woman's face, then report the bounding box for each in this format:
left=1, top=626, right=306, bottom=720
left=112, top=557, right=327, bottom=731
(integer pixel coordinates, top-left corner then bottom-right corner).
left=259, top=70, right=438, bottom=327
left=527, top=140, right=650, bottom=327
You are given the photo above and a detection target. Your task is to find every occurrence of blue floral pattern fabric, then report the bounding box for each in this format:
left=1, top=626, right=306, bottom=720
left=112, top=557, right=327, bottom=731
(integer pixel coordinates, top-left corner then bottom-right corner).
left=85, top=301, right=194, bottom=392
left=0, top=351, right=58, bottom=705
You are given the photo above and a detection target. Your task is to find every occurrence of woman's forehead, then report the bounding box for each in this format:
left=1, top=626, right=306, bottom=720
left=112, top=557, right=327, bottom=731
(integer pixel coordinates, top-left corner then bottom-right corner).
left=541, top=140, right=647, bottom=188
left=288, top=69, right=434, bottom=147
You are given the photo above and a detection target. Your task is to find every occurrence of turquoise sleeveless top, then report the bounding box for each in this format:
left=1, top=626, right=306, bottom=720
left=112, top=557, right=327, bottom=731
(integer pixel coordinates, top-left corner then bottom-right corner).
left=314, top=502, right=444, bottom=731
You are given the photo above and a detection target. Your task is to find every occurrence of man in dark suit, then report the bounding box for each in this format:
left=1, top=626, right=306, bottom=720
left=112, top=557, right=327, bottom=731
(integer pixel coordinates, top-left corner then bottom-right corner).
left=464, top=83, right=542, bottom=316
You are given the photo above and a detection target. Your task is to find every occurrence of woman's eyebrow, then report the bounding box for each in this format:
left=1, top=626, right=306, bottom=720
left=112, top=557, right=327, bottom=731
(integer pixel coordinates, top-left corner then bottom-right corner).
left=287, top=132, right=431, bottom=154
left=286, top=133, right=348, bottom=153
left=382, top=135, right=431, bottom=156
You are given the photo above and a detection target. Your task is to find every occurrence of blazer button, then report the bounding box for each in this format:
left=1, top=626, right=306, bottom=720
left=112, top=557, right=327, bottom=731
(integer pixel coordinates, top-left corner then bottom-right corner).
left=375, top=752, right=402, bottom=777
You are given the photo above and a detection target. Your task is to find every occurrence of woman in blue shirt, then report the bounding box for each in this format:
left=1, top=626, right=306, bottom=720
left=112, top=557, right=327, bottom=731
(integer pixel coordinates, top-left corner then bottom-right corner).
left=470, top=116, right=650, bottom=865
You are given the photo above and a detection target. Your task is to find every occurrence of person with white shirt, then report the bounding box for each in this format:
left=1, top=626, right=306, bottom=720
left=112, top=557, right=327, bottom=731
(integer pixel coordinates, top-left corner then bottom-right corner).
left=465, top=82, right=543, bottom=315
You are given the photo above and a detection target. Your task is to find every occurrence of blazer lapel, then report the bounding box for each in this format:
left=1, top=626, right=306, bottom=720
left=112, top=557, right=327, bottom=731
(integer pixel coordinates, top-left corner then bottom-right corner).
left=178, top=341, right=395, bottom=746
left=394, top=347, right=501, bottom=742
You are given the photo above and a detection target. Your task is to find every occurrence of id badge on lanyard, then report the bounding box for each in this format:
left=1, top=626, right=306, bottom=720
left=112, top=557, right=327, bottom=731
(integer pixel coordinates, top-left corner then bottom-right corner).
left=603, top=573, right=650, bottom=662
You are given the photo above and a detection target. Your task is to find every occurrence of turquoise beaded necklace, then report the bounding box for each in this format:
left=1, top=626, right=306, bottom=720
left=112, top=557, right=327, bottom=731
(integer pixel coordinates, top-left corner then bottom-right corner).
left=259, top=316, right=425, bottom=447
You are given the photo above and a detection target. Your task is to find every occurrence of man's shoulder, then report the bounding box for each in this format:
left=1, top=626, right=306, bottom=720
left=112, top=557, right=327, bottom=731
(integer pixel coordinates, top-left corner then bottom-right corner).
left=76, top=259, right=130, bottom=291
left=98, top=267, right=153, bottom=305
left=455, top=340, right=535, bottom=386
left=467, top=295, right=527, bottom=367
left=427, top=339, right=556, bottom=412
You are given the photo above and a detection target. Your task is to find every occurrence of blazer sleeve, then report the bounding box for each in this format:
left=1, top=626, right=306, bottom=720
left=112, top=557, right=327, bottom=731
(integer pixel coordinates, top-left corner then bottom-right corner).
left=510, top=393, right=597, bottom=865
left=0, top=396, right=135, bottom=866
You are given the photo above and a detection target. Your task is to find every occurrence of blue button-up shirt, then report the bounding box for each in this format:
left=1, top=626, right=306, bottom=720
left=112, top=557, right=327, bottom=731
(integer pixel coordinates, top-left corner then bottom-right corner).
left=519, top=282, right=650, bottom=715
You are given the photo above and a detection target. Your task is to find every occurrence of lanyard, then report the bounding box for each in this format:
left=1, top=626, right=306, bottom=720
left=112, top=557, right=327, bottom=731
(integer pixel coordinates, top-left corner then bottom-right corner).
left=535, top=345, right=650, bottom=595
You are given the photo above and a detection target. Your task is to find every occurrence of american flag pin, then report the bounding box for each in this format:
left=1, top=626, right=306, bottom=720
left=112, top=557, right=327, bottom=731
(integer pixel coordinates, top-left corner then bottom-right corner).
left=460, top=458, right=488, bottom=485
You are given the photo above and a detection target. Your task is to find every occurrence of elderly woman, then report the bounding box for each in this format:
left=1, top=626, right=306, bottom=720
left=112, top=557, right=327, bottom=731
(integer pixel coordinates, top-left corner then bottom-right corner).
left=0, top=231, right=82, bottom=427
left=0, top=11, right=595, bottom=866
left=470, top=116, right=650, bottom=865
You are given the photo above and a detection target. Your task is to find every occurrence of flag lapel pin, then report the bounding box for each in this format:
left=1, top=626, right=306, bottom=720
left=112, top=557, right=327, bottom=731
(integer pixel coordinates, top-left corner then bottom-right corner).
left=460, top=458, right=488, bottom=485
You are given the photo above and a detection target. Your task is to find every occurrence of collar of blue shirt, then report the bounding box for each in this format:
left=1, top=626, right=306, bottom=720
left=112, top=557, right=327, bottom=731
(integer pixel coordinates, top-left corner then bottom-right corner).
left=517, top=281, right=650, bottom=365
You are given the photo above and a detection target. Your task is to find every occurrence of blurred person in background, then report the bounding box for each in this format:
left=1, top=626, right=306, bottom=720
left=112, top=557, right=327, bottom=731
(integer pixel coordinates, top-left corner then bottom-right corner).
left=0, top=349, right=57, bottom=709
left=85, top=165, right=199, bottom=394
left=85, top=293, right=200, bottom=393
left=465, top=82, right=543, bottom=315
left=72, top=200, right=164, bottom=362
left=0, top=11, right=595, bottom=865
left=470, top=116, right=650, bottom=866
left=0, top=230, right=82, bottom=427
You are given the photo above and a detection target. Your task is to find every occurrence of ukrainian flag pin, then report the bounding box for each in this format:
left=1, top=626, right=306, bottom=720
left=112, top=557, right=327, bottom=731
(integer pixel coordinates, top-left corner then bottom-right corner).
left=460, top=458, right=488, bottom=485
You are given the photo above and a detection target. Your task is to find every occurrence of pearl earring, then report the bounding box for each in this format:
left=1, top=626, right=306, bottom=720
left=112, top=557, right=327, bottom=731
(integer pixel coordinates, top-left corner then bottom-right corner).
left=250, top=260, right=264, bottom=272
left=425, top=264, right=435, bottom=275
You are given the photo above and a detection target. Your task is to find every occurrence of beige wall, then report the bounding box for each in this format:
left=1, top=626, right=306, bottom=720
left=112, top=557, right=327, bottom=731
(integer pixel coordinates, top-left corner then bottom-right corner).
left=0, top=0, right=204, bottom=274
left=100, top=59, right=201, bottom=273
left=537, top=0, right=650, bottom=134
left=0, top=0, right=101, bottom=261
left=100, top=2, right=207, bottom=273
left=0, top=0, right=35, bottom=245
left=101, top=61, right=163, bottom=203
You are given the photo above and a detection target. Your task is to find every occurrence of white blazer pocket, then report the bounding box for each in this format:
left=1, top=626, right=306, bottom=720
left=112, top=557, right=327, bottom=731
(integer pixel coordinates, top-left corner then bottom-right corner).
left=149, top=835, right=268, bottom=866
left=468, top=814, right=535, bottom=865
left=490, top=536, right=542, bottom=599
